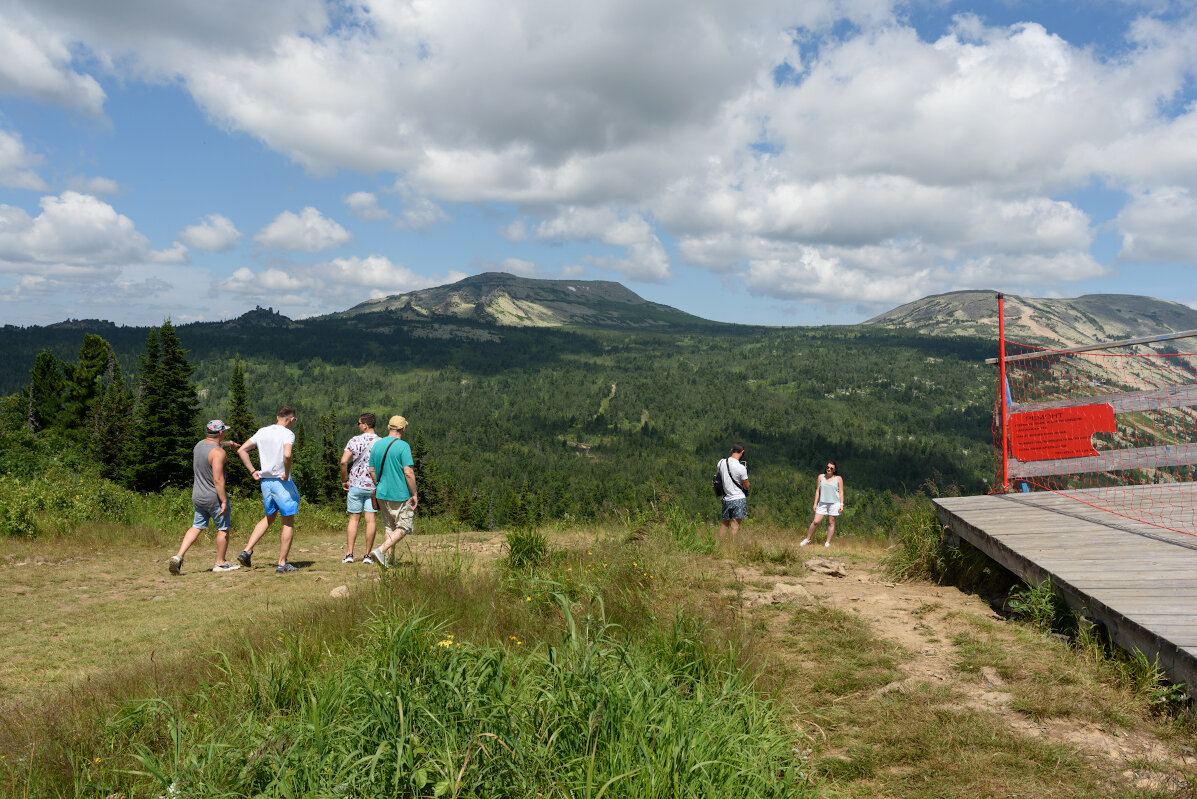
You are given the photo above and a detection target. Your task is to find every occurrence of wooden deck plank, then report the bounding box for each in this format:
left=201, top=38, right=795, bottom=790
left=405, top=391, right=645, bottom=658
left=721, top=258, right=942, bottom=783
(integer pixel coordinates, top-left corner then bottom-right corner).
left=935, top=485, right=1197, bottom=688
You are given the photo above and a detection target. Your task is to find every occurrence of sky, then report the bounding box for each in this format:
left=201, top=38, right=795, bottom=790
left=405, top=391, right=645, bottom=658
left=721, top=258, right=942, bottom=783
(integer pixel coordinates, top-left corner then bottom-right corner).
left=2, top=0, right=1197, bottom=327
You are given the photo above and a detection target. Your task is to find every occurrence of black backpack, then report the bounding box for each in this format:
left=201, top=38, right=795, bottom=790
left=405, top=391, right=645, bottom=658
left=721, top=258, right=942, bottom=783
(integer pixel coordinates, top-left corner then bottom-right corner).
left=712, top=458, right=743, bottom=497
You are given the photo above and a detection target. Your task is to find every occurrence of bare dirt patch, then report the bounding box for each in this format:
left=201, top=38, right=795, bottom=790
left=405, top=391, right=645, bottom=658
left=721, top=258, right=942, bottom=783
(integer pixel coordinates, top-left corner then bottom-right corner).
left=728, top=546, right=1196, bottom=795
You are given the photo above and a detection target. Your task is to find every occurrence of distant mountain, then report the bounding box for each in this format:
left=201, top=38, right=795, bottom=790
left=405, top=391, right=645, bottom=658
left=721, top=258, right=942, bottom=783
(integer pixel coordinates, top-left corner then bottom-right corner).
left=335, top=272, right=716, bottom=329
left=864, top=290, right=1197, bottom=348
left=223, top=305, right=299, bottom=329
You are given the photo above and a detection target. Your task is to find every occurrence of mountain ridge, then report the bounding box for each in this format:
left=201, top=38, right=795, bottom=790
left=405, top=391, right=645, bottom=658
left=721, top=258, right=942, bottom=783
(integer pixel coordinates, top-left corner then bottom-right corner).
left=333, top=272, right=717, bottom=329
left=863, top=290, right=1197, bottom=348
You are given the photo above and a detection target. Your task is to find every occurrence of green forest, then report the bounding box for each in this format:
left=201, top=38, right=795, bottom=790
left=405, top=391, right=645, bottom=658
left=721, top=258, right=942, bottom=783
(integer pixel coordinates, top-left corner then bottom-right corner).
left=0, top=312, right=998, bottom=534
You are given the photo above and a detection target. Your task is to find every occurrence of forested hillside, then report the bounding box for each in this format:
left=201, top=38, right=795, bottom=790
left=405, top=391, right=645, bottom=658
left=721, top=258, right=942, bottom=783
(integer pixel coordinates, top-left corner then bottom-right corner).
left=1, top=309, right=997, bottom=531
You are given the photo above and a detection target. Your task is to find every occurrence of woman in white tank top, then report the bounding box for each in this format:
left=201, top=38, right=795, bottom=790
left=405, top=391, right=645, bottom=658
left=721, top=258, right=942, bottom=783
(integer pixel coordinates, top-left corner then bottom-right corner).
left=800, top=460, right=844, bottom=548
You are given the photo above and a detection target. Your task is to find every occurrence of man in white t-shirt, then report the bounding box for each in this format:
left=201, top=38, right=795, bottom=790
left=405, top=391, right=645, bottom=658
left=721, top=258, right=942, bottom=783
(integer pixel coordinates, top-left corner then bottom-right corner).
left=235, top=405, right=301, bottom=574
left=717, top=442, right=750, bottom=540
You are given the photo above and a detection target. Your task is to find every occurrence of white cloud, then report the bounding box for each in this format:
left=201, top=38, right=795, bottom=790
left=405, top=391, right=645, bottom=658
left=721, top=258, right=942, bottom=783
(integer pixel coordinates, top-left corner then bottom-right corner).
left=217, top=266, right=314, bottom=294
left=253, top=207, right=353, bottom=252
left=0, top=191, right=179, bottom=272
left=344, top=191, right=390, bottom=222
left=7, top=0, right=1197, bottom=312
left=0, top=6, right=106, bottom=113
left=67, top=175, right=120, bottom=195
left=1117, top=186, right=1197, bottom=262
left=213, top=255, right=448, bottom=310
left=179, top=213, right=242, bottom=252
left=521, top=206, right=672, bottom=280
left=0, top=128, right=48, bottom=190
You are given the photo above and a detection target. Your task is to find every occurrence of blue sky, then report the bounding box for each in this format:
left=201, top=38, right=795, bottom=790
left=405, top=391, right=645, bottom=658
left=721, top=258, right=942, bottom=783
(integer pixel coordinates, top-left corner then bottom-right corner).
left=1, top=0, right=1197, bottom=327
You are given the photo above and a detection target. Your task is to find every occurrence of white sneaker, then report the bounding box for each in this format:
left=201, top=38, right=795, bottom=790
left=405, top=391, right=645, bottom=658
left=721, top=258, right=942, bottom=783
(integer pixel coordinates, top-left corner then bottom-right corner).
left=342, top=554, right=354, bottom=564
left=824, top=542, right=830, bottom=548
left=168, top=555, right=182, bottom=575
left=369, top=548, right=387, bottom=569
left=799, top=539, right=810, bottom=547
left=213, top=562, right=241, bottom=572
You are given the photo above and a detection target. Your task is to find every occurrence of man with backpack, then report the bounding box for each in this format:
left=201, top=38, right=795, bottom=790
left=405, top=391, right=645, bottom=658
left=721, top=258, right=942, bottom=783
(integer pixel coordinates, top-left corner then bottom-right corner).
left=715, top=442, right=750, bottom=540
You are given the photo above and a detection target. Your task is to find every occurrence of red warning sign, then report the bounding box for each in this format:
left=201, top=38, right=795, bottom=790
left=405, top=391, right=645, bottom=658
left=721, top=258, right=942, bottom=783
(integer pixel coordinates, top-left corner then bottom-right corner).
left=1009, top=403, right=1115, bottom=462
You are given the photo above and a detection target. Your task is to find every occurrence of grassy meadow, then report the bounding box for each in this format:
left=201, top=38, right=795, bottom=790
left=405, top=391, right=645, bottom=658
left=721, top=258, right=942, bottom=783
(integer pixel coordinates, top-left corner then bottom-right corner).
left=3, top=494, right=1196, bottom=798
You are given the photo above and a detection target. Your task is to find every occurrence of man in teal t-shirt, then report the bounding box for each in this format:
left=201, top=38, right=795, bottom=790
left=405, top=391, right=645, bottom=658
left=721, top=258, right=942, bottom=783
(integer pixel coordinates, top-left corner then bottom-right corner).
left=367, top=414, right=417, bottom=567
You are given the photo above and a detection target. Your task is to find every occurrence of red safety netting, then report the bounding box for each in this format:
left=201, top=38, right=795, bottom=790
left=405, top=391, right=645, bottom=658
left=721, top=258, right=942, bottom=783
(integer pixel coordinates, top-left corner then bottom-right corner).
left=993, top=338, right=1197, bottom=537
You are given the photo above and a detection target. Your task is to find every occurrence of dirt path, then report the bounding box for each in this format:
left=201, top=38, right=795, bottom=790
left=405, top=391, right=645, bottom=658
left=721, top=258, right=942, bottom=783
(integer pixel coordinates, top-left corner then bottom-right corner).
left=729, top=554, right=1196, bottom=795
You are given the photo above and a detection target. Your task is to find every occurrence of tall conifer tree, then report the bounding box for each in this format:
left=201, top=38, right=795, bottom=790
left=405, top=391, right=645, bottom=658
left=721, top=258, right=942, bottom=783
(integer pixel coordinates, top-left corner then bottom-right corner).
left=226, top=356, right=257, bottom=492
left=92, top=349, right=134, bottom=483
left=319, top=410, right=340, bottom=502
left=27, top=350, right=65, bottom=432
left=131, top=321, right=200, bottom=490
left=61, top=334, right=111, bottom=429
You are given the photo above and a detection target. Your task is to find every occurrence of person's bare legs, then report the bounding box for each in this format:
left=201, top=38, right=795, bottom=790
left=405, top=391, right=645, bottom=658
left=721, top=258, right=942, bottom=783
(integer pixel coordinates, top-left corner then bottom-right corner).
left=345, top=511, right=361, bottom=557
left=175, top=526, right=203, bottom=560
left=243, top=512, right=276, bottom=555
left=215, top=529, right=232, bottom=565
left=801, top=514, right=826, bottom=545
left=363, top=511, right=377, bottom=555
left=376, top=526, right=408, bottom=555
left=825, top=517, right=836, bottom=546
left=278, top=516, right=295, bottom=565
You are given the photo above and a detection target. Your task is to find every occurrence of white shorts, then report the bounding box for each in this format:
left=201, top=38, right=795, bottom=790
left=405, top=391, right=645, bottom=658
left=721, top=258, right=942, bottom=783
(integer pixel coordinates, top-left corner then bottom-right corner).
left=816, top=502, right=842, bottom=517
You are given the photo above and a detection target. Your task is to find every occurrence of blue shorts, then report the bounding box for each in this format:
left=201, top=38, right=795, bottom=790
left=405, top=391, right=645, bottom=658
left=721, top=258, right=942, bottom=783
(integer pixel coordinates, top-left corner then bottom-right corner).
left=260, top=478, right=300, bottom=517
left=346, top=486, right=376, bottom=514
left=721, top=497, right=747, bottom=520
left=192, top=502, right=231, bottom=531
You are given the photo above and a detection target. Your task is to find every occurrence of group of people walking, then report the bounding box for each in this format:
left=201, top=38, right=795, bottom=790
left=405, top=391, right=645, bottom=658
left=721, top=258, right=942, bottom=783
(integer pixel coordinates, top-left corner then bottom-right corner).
left=172, top=417, right=842, bottom=574
left=715, top=442, right=845, bottom=547
left=168, top=408, right=418, bottom=575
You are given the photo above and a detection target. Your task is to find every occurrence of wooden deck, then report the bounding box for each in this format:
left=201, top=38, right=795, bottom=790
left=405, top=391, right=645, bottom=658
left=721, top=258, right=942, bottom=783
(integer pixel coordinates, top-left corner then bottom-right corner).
left=934, top=488, right=1197, bottom=688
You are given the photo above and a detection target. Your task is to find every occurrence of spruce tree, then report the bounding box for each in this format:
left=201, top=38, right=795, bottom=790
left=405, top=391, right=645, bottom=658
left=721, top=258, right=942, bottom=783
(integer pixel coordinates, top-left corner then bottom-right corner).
left=411, top=430, right=445, bottom=517
left=319, top=410, right=340, bottom=502
left=27, top=350, right=65, bottom=432
left=60, top=334, right=111, bottom=430
left=226, top=356, right=257, bottom=492
left=292, top=419, right=318, bottom=498
left=91, top=349, right=134, bottom=483
left=131, top=321, right=200, bottom=491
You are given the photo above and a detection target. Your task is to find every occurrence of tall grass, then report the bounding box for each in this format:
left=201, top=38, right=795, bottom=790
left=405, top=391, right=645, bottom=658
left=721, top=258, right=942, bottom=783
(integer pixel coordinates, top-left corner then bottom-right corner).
left=16, top=598, right=806, bottom=798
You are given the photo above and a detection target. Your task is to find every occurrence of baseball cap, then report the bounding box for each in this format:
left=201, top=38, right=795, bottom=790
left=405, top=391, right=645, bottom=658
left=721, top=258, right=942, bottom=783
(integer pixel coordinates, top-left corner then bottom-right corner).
left=388, top=415, right=407, bottom=430
left=206, top=419, right=231, bottom=434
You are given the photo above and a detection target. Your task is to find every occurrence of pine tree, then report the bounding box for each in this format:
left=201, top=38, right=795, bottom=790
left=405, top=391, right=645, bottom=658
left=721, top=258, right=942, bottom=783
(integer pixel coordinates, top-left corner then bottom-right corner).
left=60, top=334, right=111, bottom=430
left=130, top=321, right=200, bottom=491
left=27, top=350, right=65, bottom=432
left=292, top=419, right=319, bottom=499
left=319, top=410, right=340, bottom=502
left=411, top=430, right=445, bottom=517
left=226, top=356, right=257, bottom=492
left=91, top=349, right=134, bottom=483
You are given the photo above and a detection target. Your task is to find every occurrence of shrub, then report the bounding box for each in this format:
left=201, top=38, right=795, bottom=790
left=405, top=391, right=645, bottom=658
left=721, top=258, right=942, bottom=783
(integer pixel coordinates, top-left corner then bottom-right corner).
left=0, top=484, right=37, bottom=538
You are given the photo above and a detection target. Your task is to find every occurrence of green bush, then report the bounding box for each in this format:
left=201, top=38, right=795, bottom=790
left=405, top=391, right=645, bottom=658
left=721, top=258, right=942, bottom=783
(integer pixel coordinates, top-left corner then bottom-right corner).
left=0, top=483, right=37, bottom=538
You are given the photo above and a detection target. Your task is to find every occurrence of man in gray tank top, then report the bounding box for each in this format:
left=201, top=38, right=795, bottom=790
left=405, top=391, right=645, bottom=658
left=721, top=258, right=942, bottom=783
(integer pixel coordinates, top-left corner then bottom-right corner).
left=169, top=420, right=241, bottom=574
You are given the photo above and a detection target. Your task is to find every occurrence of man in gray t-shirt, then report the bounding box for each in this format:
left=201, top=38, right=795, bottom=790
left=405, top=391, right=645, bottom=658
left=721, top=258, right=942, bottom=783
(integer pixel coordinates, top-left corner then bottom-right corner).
left=169, top=420, right=241, bottom=575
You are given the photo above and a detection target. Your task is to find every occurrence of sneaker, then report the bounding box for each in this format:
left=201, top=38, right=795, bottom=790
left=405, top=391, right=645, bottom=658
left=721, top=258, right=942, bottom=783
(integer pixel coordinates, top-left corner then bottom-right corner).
left=276, top=562, right=298, bottom=574
left=212, top=562, right=241, bottom=572
left=342, top=554, right=354, bottom=564
left=237, top=550, right=252, bottom=568
left=369, top=548, right=387, bottom=569
left=799, top=539, right=810, bottom=547
left=361, top=554, right=375, bottom=565
left=168, top=555, right=182, bottom=575
left=824, top=542, right=831, bottom=548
